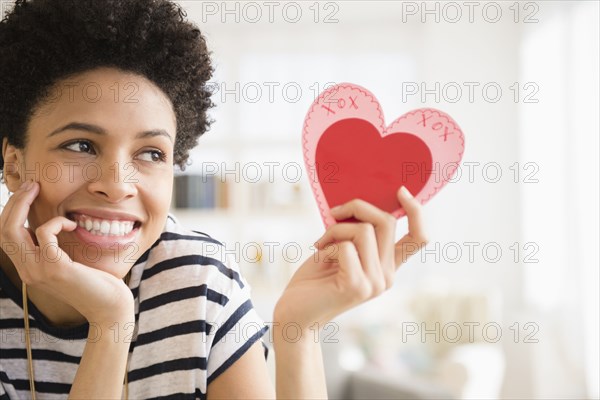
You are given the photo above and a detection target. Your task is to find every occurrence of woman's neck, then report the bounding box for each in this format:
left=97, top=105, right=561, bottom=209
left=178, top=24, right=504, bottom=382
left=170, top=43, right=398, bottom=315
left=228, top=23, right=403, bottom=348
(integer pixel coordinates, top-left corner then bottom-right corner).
left=0, top=249, right=88, bottom=327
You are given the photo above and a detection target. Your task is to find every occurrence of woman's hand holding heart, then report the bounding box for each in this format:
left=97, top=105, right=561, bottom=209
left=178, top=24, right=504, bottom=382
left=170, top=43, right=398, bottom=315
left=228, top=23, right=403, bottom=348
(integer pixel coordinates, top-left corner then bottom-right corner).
left=274, top=185, right=428, bottom=330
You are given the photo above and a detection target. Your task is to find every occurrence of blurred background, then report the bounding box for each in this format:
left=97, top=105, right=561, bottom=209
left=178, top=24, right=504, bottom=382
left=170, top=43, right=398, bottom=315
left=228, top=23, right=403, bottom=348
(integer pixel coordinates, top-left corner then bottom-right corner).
left=169, top=1, right=599, bottom=398
left=1, top=1, right=598, bottom=399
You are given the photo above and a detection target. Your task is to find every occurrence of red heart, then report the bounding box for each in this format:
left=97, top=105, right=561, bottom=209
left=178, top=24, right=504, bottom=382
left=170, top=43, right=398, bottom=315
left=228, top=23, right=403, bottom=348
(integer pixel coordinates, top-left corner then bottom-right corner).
left=303, top=83, right=465, bottom=228
left=316, top=118, right=433, bottom=221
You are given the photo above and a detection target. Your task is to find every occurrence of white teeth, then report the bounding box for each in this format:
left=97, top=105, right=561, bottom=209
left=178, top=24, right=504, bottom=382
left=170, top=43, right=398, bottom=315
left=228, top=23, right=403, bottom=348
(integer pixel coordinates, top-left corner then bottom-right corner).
left=72, top=214, right=137, bottom=237
left=100, top=221, right=110, bottom=235
left=109, top=221, right=120, bottom=235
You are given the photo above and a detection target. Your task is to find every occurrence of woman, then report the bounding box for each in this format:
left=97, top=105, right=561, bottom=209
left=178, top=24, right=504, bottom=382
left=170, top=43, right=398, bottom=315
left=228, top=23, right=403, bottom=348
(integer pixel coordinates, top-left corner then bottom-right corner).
left=0, top=0, right=428, bottom=398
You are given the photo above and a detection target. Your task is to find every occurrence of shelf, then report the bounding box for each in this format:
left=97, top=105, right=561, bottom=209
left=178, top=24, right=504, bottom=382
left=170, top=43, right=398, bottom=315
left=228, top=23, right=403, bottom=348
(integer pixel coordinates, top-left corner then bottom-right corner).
left=171, top=207, right=315, bottom=218
left=170, top=208, right=233, bottom=218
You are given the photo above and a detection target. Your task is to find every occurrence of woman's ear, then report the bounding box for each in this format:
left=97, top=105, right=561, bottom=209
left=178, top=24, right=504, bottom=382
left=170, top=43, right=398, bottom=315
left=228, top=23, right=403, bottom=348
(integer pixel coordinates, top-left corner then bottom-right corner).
left=2, top=137, right=25, bottom=193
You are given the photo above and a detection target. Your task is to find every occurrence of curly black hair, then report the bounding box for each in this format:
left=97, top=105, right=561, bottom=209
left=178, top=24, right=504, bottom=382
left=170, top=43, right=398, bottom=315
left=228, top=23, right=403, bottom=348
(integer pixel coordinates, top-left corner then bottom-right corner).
left=0, top=0, right=214, bottom=176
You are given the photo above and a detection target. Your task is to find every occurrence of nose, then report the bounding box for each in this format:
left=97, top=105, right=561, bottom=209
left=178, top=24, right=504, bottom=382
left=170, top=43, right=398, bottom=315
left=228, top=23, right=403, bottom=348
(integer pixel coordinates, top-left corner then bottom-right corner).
left=87, top=158, right=138, bottom=203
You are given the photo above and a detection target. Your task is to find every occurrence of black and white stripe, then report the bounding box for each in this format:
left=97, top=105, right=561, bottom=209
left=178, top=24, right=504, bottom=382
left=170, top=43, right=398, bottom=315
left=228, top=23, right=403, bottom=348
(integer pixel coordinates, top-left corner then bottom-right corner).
left=0, top=213, right=267, bottom=399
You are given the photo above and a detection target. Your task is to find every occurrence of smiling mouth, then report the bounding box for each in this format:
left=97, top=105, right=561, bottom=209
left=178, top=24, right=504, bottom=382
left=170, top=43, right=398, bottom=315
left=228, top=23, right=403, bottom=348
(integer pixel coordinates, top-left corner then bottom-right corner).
left=66, top=212, right=142, bottom=237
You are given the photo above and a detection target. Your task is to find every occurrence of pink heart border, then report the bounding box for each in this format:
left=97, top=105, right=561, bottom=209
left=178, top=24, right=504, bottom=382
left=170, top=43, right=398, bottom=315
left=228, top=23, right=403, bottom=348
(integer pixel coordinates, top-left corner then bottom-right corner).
left=302, top=83, right=465, bottom=229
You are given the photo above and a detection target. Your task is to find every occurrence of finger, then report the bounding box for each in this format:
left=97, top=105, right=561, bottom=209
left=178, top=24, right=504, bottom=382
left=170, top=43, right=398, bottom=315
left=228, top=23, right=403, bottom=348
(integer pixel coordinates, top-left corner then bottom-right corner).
left=394, top=186, right=429, bottom=267
left=0, top=180, right=33, bottom=232
left=1, top=181, right=42, bottom=282
left=1, top=180, right=39, bottom=246
left=398, top=186, right=428, bottom=243
left=0, top=180, right=26, bottom=222
left=316, top=222, right=385, bottom=296
left=334, top=241, right=371, bottom=303
left=26, top=227, right=39, bottom=247
left=34, top=216, right=77, bottom=263
left=327, top=198, right=396, bottom=267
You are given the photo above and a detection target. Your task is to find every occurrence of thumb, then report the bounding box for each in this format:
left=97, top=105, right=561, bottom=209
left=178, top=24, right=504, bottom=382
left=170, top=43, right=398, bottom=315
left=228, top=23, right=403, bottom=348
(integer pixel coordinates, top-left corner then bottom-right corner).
left=398, top=185, right=412, bottom=196
left=397, top=185, right=415, bottom=205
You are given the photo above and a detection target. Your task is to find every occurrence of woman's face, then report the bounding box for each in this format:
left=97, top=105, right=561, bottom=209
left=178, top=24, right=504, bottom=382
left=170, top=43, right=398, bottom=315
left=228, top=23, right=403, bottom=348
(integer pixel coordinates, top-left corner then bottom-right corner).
left=3, top=67, right=176, bottom=279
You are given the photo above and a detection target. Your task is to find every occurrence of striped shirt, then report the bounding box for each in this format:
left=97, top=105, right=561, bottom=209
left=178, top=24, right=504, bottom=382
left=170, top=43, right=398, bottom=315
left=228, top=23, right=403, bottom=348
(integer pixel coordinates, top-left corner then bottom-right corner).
left=0, top=213, right=268, bottom=399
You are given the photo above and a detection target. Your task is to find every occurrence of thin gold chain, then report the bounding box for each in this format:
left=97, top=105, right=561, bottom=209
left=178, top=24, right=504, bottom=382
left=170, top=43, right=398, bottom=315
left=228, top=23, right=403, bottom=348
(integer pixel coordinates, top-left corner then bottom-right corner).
left=22, top=271, right=132, bottom=399
left=21, top=282, right=36, bottom=400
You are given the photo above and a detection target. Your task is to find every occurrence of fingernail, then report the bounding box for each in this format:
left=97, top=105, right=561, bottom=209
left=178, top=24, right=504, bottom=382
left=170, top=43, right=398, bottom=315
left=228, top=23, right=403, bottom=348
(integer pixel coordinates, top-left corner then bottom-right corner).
left=400, top=186, right=412, bottom=198
left=20, top=180, right=28, bottom=190
left=331, top=205, right=342, bottom=213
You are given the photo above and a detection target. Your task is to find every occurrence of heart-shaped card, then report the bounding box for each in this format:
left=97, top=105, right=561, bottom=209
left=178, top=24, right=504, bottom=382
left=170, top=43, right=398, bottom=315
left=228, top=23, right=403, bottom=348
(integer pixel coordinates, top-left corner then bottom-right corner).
left=302, top=83, right=465, bottom=228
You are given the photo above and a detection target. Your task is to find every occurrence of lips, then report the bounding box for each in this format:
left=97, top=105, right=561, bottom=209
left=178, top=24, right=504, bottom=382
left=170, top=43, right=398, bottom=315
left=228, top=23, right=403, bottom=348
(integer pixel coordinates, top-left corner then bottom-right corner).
left=65, top=209, right=142, bottom=247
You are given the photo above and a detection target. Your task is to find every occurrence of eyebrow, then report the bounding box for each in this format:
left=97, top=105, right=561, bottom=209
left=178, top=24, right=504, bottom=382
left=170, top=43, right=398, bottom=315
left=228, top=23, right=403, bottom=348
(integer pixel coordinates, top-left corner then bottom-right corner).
left=47, top=122, right=174, bottom=143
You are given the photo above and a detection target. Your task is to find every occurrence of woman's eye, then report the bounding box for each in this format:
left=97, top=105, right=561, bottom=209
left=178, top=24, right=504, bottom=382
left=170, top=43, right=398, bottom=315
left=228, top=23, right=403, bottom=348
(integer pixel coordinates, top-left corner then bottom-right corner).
left=61, top=141, right=165, bottom=163
left=63, top=140, right=94, bottom=154
left=138, top=150, right=167, bottom=163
